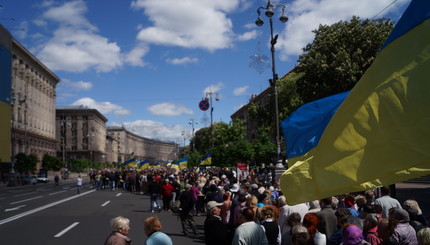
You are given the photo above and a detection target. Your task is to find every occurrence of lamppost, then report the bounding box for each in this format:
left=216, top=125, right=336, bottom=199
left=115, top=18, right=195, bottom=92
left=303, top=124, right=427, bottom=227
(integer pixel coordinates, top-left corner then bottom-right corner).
left=7, top=90, right=17, bottom=186
left=205, top=91, right=219, bottom=148
left=189, top=118, right=198, bottom=152
left=255, top=0, right=288, bottom=175
left=181, top=131, right=186, bottom=149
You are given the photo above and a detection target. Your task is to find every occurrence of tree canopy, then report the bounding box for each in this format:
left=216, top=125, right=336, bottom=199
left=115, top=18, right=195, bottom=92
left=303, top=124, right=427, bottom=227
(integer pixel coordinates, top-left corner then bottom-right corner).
left=295, top=16, right=394, bottom=103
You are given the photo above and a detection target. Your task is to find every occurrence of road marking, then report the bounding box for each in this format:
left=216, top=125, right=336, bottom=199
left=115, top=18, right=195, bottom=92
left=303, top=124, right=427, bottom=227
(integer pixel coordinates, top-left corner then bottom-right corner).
left=116, top=193, right=122, bottom=197
left=14, top=192, right=36, bottom=197
left=49, top=190, right=68, bottom=195
left=101, top=201, right=110, bottom=207
left=0, top=189, right=95, bottom=226
left=5, top=205, right=26, bottom=212
left=54, top=222, right=79, bottom=237
left=10, top=196, right=43, bottom=205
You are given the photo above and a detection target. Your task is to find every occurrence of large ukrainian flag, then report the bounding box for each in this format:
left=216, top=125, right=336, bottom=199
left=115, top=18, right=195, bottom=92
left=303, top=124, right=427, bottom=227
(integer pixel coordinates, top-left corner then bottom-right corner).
left=280, top=0, right=430, bottom=205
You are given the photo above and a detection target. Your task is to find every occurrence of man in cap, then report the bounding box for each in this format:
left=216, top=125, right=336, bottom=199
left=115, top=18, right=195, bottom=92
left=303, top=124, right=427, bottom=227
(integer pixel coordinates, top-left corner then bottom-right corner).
left=204, top=201, right=232, bottom=245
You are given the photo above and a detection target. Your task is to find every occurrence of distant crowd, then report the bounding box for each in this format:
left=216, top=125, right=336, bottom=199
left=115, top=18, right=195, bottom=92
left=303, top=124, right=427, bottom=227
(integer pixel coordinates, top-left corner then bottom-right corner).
left=96, top=167, right=429, bottom=245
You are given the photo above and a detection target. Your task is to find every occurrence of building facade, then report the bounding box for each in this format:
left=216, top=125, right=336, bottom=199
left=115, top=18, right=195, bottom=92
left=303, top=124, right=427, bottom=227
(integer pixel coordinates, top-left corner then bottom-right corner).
left=0, top=25, right=60, bottom=171
left=230, top=87, right=272, bottom=142
left=107, top=126, right=178, bottom=164
left=56, top=106, right=109, bottom=164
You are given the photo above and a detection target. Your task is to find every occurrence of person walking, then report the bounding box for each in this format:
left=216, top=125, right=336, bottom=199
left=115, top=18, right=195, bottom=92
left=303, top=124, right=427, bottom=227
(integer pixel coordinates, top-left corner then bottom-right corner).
left=179, top=184, right=198, bottom=237
left=143, top=216, right=172, bottom=245
left=148, top=177, right=161, bottom=213
left=54, top=174, right=60, bottom=186
left=160, top=179, right=174, bottom=211
left=104, top=216, right=132, bottom=245
left=76, top=175, right=83, bottom=194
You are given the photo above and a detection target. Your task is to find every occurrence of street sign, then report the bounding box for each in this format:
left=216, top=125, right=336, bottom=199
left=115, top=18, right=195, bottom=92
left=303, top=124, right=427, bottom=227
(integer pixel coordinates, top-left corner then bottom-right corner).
left=199, top=99, right=210, bottom=111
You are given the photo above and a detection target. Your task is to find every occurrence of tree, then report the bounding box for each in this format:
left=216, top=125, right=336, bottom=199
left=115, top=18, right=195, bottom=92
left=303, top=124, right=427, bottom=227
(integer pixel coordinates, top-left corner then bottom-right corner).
left=252, top=127, right=276, bottom=165
left=15, top=153, right=38, bottom=175
left=42, top=153, right=62, bottom=172
left=68, top=158, right=91, bottom=173
left=296, top=16, right=394, bottom=103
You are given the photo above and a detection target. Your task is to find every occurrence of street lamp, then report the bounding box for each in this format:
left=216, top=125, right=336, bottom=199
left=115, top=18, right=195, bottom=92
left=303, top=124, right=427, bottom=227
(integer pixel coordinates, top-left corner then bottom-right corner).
left=205, top=91, right=219, bottom=148
left=255, top=0, right=288, bottom=175
left=181, top=131, right=186, bottom=149
left=189, top=118, right=198, bottom=152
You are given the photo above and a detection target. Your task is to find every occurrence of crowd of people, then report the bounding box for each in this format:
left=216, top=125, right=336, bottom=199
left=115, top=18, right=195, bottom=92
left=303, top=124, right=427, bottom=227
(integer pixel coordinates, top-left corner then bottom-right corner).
left=98, top=166, right=429, bottom=245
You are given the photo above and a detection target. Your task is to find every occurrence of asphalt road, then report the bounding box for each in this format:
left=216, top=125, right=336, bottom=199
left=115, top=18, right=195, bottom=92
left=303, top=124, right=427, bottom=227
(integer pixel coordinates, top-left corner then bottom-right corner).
left=0, top=179, right=206, bottom=245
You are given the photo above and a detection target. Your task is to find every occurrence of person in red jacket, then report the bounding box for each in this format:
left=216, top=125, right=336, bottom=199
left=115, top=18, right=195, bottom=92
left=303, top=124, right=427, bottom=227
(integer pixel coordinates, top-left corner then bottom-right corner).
left=161, top=179, right=174, bottom=211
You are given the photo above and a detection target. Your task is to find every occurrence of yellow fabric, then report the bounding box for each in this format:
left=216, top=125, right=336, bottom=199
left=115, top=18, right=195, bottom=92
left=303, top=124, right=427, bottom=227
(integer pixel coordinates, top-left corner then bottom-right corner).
left=280, top=19, right=430, bottom=205
left=0, top=102, right=11, bottom=161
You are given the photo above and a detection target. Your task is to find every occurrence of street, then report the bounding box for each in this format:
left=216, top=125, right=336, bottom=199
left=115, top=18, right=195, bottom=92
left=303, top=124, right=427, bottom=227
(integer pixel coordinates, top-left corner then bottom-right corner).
left=0, top=179, right=206, bottom=245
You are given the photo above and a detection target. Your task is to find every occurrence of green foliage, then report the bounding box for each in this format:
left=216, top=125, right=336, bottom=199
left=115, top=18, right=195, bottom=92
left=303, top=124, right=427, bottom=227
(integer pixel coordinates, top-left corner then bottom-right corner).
left=252, top=127, right=276, bottom=164
left=296, top=16, right=394, bottom=103
left=15, top=153, right=38, bottom=174
left=69, top=158, right=91, bottom=173
left=42, top=153, right=62, bottom=171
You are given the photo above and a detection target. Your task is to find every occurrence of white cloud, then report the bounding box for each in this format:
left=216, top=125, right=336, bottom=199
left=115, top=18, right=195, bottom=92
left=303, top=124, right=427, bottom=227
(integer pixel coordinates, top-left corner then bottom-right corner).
left=203, top=83, right=224, bottom=97
left=233, top=86, right=249, bottom=96
left=147, top=103, right=193, bottom=117
left=119, top=120, right=189, bottom=141
left=166, top=57, right=199, bottom=65
left=59, top=79, right=93, bottom=91
left=236, top=30, right=258, bottom=41
left=131, top=0, right=243, bottom=51
left=276, top=0, right=411, bottom=61
left=124, top=44, right=149, bottom=67
left=34, top=0, right=123, bottom=73
left=72, top=97, right=131, bottom=115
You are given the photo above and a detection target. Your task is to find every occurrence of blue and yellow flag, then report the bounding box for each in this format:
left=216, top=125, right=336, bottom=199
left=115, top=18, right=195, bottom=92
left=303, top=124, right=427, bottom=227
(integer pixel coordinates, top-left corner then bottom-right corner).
left=137, top=160, right=150, bottom=171
left=166, top=161, right=172, bottom=167
left=179, top=156, right=188, bottom=170
left=171, top=161, right=179, bottom=171
left=280, top=0, right=430, bottom=205
left=122, top=152, right=137, bottom=168
left=199, top=153, right=212, bottom=166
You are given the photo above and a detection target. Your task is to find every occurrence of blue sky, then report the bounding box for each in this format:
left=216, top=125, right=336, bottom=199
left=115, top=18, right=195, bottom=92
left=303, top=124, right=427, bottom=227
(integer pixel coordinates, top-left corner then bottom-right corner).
left=0, top=0, right=410, bottom=144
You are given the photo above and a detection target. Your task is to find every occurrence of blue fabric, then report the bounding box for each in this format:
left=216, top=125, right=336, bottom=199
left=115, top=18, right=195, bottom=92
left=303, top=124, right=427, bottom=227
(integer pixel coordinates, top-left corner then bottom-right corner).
left=382, top=0, right=430, bottom=49
left=281, top=91, right=349, bottom=158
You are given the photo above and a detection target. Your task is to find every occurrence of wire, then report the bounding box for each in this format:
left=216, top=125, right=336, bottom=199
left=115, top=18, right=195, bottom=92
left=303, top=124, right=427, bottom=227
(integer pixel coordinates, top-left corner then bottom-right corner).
left=371, top=0, right=398, bottom=20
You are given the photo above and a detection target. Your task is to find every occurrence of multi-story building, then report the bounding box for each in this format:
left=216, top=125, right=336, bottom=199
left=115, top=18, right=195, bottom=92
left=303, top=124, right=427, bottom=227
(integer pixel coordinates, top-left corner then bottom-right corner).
left=56, top=108, right=179, bottom=166
left=56, top=106, right=108, bottom=164
left=0, top=24, right=60, bottom=171
left=107, top=126, right=178, bottom=164
left=230, top=87, right=271, bottom=142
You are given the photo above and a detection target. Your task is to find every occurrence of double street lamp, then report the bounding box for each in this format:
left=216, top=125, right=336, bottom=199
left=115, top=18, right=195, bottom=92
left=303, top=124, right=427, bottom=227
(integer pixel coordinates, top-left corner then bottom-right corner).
left=189, top=118, right=198, bottom=151
left=255, top=0, right=288, bottom=170
left=205, top=91, right=219, bottom=148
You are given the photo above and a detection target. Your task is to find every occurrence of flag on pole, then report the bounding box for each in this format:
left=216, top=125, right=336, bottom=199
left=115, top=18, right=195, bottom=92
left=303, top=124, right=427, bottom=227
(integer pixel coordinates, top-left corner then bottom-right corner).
left=199, top=153, right=212, bottom=166
left=179, top=156, right=188, bottom=170
left=122, top=152, right=137, bottom=168
left=171, top=161, right=179, bottom=171
left=137, top=160, right=150, bottom=171
left=280, top=0, right=430, bottom=205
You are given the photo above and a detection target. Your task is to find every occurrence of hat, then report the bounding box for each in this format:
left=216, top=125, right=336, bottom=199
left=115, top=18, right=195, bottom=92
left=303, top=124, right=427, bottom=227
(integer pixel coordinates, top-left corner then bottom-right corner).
left=250, top=183, right=258, bottom=189
left=185, top=184, right=192, bottom=189
left=207, top=201, right=223, bottom=211
left=344, top=195, right=355, bottom=207
left=230, top=184, right=240, bottom=192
